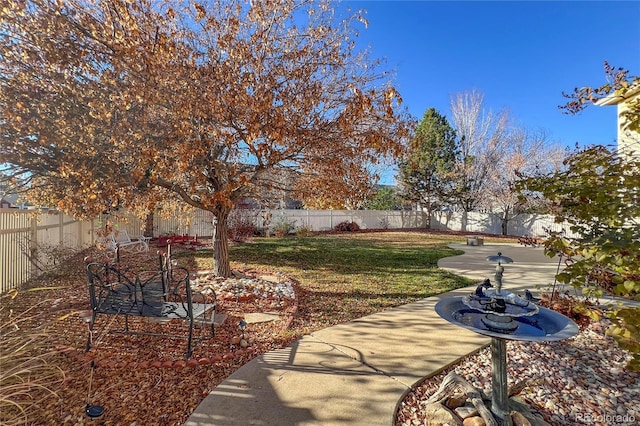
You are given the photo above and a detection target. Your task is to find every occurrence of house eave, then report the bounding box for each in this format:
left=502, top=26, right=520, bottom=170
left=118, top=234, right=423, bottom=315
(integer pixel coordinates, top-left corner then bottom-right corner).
left=595, top=85, right=640, bottom=106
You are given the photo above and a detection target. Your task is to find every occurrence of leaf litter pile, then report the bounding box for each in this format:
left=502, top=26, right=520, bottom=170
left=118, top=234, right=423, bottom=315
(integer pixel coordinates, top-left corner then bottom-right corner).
left=1, top=242, right=299, bottom=425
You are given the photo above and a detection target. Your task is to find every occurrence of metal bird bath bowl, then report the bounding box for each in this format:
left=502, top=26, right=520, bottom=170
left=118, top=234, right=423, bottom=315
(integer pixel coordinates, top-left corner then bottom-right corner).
left=434, top=252, right=578, bottom=425
left=436, top=295, right=579, bottom=342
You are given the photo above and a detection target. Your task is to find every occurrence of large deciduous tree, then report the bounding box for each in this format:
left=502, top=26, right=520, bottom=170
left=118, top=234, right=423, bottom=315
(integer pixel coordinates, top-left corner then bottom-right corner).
left=297, top=157, right=381, bottom=210
left=398, top=108, right=456, bottom=228
left=448, top=90, right=563, bottom=234
left=485, top=128, right=564, bottom=235
left=0, top=0, right=410, bottom=276
left=449, top=90, right=509, bottom=213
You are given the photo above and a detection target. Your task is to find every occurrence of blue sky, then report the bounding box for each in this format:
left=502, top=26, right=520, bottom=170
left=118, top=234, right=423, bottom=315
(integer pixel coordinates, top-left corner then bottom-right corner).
left=338, top=1, right=640, bottom=182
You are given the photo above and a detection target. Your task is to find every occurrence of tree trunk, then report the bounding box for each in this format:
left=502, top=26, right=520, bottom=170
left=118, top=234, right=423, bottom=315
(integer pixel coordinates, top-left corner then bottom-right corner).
left=144, top=211, right=154, bottom=238
left=213, top=207, right=232, bottom=277
left=501, top=207, right=509, bottom=236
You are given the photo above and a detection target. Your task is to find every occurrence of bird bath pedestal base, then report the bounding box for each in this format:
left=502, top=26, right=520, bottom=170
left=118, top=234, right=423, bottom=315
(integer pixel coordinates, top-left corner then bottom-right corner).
left=491, top=337, right=510, bottom=425
left=435, top=296, right=578, bottom=425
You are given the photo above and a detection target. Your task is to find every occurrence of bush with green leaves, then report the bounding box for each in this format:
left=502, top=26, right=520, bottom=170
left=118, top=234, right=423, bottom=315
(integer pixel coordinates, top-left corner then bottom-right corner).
left=517, top=145, right=640, bottom=370
left=363, top=187, right=401, bottom=210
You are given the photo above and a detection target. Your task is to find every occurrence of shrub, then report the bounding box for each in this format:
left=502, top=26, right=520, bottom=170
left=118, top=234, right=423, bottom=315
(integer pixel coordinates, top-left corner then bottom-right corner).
left=334, top=221, right=360, bottom=232
left=271, top=218, right=297, bottom=237
left=518, top=145, right=640, bottom=370
left=228, top=221, right=257, bottom=242
left=379, top=217, right=390, bottom=230
left=295, top=225, right=314, bottom=237
left=15, top=236, right=80, bottom=277
left=538, top=291, right=595, bottom=330
left=227, top=209, right=257, bottom=242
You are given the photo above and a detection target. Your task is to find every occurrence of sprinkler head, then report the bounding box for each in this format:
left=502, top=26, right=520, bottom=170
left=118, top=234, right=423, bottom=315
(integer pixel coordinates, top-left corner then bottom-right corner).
left=86, top=404, right=105, bottom=418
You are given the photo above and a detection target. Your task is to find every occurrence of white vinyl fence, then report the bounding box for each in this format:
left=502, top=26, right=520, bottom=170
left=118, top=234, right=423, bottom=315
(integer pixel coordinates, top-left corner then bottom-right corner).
left=0, top=207, right=575, bottom=293
left=429, top=210, right=574, bottom=238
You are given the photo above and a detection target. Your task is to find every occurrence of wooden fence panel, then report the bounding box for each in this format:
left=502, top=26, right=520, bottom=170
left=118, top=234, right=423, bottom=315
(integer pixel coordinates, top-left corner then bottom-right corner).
left=0, top=209, right=33, bottom=293
left=0, top=209, right=96, bottom=293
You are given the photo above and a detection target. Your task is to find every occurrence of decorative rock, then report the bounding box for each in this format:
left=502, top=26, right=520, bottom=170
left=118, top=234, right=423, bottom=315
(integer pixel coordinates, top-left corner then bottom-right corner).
left=173, top=360, right=186, bottom=368
left=543, top=399, right=556, bottom=411
left=240, top=339, right=248, bottom=348
left=511, top=411, right=532, bottom=426
left=150, top=361, right=162, bottom=368
left=424, top=402, right=463, bottom=426
left=230, top=336, right=241, bottom=345
left=462, top=416, right=486, bottom=426
left=198, top=358, right=211, bottom=365
left=397, top=321, right=640, bottom=426
left=454, top=405, right=479, bottom=419
left=446, top=396, right=467, bottom=409
left=161, top=360, right=174, bottom=368
left=239, top=293, right=253, bottom=302
left=211, top=355, right=223, bottom=363
left=186, top=359, right=199, bottom=368
left=197, top=274, right=295, bottom=300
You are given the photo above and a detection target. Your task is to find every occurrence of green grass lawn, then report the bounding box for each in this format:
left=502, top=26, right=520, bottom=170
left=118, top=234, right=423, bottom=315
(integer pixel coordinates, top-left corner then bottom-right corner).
left=188, top=231, right=477, bottom=334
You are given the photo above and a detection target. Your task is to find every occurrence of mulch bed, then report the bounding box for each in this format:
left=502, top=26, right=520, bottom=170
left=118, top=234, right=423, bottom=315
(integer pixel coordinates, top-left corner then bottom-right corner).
left=1, top=243, right=299, bottom=425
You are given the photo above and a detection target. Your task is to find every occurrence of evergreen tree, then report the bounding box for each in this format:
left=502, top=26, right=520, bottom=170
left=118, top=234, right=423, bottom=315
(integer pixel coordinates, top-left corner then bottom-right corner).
left=363, top=187, right=401, bottom=210
left=398, top=108, right=457, bottom=227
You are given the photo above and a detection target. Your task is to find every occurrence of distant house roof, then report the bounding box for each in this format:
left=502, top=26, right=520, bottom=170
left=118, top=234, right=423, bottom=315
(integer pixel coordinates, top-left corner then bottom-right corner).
left=0, top=193, right=27, bottom=209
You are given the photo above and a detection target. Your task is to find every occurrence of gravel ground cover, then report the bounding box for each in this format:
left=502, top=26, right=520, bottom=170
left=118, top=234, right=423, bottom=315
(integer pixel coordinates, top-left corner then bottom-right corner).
left=396, top=320, right=639, bottom=426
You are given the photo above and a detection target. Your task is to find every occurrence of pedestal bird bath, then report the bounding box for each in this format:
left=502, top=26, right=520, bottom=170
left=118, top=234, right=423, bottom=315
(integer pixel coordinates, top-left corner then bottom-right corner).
left=435, top=252, right=578, bottom=425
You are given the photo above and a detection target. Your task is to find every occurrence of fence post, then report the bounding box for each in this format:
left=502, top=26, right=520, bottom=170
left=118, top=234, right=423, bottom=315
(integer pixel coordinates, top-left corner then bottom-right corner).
left=59, top=211, right=64, bottom=248
left=29, top=213, right=38, bottom=278
left=77, top=220, right=82, bottom=248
